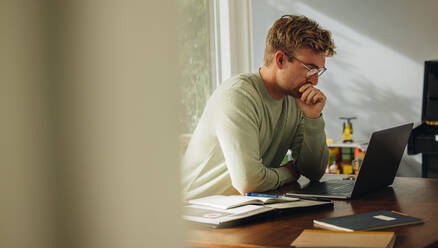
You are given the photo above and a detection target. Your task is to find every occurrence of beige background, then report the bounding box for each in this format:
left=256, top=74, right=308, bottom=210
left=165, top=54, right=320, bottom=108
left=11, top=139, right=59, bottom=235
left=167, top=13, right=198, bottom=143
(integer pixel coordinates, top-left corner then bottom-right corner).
left=0, top=1, right=183, bottom=247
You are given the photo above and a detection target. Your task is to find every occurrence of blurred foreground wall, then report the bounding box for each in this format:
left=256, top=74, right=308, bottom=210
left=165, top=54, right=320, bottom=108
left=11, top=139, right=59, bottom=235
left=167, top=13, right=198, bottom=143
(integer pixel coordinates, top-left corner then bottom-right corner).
left=0, top=1, right=183, bottom=248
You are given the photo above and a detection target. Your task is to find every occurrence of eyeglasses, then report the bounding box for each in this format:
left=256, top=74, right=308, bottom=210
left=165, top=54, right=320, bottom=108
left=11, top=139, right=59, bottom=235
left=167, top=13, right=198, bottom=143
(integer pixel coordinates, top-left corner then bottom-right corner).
left=286, top=53, right=327, bottom=77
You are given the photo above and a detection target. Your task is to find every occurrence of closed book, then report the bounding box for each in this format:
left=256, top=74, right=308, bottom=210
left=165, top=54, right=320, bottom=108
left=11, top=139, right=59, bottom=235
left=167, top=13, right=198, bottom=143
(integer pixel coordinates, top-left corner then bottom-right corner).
left=314, top=210, right=423, bottom=232
left=290, top=229, right=396, bottom=248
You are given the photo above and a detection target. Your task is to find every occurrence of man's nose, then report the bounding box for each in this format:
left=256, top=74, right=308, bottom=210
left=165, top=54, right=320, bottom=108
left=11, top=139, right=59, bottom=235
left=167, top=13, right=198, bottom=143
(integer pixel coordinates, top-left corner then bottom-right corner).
left=308, top=73, right=319, bottom=86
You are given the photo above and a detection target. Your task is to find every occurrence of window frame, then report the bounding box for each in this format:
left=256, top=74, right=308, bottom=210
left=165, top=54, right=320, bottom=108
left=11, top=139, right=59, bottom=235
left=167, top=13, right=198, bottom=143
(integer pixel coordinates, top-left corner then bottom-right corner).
left=211, top=0, right=253, bottom=88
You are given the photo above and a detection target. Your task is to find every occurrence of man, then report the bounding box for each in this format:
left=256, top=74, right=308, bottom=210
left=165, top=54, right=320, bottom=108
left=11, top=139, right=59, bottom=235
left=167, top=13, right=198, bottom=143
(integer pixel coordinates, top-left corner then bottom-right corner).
left=182, top=15, right=335, bottom=200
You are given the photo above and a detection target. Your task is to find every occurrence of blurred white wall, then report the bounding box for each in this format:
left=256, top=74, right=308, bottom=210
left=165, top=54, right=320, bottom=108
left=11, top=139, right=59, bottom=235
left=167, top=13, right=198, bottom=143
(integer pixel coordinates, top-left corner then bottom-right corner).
left=251, top=0, right=438, bottom=177
left=0, top=1, right=183, bottom=248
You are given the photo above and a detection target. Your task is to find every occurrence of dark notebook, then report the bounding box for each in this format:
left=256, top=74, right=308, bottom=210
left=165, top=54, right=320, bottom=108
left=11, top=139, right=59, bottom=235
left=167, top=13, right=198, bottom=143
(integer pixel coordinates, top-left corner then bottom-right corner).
left=314, top=210, right=423, bottom=232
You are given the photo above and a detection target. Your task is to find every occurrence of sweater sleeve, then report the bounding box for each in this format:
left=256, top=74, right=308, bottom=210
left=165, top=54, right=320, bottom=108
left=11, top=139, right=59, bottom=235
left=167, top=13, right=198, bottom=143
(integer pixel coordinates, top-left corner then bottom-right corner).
left=214, top=88, right=292, bottom=194
left=290, top=115, right=329, bottom=181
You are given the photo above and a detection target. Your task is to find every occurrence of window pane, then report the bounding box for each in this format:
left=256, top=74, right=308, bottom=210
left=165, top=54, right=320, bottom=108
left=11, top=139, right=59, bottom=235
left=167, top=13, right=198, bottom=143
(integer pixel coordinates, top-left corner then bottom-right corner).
left=180, top=0, right=214, bottom=134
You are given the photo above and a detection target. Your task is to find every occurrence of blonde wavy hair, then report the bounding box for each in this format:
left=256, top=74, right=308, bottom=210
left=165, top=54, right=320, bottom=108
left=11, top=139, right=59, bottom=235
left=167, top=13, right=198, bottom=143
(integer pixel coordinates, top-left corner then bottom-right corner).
left=264, top=15, right=335, bottom=66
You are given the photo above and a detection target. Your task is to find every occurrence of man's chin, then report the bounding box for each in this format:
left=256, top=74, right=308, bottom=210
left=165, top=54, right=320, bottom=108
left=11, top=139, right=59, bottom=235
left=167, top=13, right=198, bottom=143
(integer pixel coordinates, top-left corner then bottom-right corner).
left=289, top=89, right=302, bottom=98
left=289, top=81, right=309, bottom=98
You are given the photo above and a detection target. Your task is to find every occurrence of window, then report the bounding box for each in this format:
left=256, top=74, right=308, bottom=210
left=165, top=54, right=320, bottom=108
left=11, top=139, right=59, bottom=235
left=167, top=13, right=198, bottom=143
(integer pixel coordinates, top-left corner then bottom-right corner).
left=179, top=0, right=253, bottom=134
left=180, top=0, right=215, bottom=134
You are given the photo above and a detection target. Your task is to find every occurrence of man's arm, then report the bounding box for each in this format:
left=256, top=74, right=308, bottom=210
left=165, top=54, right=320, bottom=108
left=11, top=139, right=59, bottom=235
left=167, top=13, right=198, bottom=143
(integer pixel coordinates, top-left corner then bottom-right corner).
left=289, top=115, right=329, bottom=181
left=289, top=84, right=329, bottom=181
left=214, top=88, right=294, bottom=194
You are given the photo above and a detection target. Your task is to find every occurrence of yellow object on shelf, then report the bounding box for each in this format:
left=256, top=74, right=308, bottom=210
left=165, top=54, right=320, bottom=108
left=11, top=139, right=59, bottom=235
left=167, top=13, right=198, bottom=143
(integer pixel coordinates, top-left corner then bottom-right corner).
left=340, top=117, right=356, bottom=143
left=325, top=142, right=366, bottom=175
left=343, top=124, right=353, bottom=142
left=425, top=120, right=438, bottom=125
left=342, top=164, right=353, bottom=174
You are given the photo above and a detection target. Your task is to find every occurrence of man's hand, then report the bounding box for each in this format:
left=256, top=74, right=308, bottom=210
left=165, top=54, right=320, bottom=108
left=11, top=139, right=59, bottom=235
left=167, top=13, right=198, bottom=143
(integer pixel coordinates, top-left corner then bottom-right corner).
left=294, top=83, right=326, bottom=119
left=282, top=160, right=300, bottom=181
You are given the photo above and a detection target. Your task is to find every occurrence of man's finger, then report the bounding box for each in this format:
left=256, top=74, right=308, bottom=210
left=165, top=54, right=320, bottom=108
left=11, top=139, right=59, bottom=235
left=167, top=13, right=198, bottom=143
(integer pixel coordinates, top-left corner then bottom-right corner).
left=312, top=92, right=325, bottom=104
left=306, top=89, right=319, bottom=104
left=298, top=83, right=312, bottom=93
left=300, top=88, right=312, bottom=102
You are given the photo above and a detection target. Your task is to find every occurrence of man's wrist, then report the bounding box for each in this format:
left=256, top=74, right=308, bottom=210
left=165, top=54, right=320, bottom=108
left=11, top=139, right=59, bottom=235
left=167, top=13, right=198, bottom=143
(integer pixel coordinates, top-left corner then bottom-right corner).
left=304, top=113, right=322, bottom=119
left=284, top=161, right=300, bottom=181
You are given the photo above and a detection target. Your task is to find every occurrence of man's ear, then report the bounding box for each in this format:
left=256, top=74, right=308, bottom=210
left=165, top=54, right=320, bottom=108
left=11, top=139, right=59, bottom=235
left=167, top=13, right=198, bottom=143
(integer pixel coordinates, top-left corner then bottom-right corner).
left=275, top=51, right=285, bottom=69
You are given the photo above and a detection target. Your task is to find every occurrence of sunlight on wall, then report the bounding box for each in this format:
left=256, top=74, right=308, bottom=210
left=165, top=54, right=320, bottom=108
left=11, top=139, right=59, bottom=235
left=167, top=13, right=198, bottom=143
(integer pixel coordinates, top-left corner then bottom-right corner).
left=251, top=0, right=436, bottom=176
left=262, top=1, right=423, bottom=142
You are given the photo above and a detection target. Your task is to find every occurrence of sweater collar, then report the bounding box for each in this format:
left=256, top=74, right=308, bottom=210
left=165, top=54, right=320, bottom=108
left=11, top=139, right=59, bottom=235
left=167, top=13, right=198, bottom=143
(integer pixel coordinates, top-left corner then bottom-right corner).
left=255, top=69, right=283, bottom=105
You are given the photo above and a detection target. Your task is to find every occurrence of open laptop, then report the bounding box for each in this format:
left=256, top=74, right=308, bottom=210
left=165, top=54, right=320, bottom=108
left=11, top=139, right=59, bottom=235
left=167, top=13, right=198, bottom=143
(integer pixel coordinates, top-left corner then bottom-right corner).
left=286, top=123, right=414, bottom=200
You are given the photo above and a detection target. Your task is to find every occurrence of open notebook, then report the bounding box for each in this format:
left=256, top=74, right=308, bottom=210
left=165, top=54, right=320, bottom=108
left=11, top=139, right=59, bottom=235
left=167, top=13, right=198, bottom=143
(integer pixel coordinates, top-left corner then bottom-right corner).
left=188, top=195, right=299, bottom=209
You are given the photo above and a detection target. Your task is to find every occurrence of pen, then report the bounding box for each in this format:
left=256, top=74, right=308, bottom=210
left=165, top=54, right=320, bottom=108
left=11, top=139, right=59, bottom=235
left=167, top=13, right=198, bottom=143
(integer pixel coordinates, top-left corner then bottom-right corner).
left=245, top=193, right=282, bottom=198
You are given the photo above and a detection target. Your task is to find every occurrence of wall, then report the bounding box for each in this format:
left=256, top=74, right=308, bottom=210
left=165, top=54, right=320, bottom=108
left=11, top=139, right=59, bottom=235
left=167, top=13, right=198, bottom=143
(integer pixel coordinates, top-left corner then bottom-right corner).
left=252, top=0, right=438, bottom=177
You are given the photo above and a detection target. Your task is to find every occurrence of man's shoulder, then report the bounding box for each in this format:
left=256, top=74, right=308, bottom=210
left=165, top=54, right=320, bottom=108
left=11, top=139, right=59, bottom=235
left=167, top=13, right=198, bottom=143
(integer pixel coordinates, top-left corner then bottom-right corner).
left=208, top=73, right=264, bottom=115
left=222, top=72, right=258, bottom=89
left=219, top=72, right=262, bottom=98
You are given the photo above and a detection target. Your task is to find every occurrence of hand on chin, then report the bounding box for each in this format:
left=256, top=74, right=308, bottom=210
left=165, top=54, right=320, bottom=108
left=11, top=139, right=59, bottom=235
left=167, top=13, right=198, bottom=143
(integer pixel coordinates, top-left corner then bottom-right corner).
left=289, top=81, right=309, bottom=99
left=293, top=83, right=326, bottom=119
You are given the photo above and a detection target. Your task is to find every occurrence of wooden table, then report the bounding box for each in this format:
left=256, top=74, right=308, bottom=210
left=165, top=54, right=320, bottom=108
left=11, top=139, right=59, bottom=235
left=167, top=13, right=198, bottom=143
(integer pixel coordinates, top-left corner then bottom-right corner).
left=186, top=176, right=438, bottom=248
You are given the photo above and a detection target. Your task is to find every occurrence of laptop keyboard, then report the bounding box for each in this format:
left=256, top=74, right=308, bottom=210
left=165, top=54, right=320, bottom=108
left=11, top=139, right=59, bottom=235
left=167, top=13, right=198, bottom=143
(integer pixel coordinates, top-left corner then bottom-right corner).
left=294, top=180, right=355, bottom=195
left=324, top=181, right=355, bottom=194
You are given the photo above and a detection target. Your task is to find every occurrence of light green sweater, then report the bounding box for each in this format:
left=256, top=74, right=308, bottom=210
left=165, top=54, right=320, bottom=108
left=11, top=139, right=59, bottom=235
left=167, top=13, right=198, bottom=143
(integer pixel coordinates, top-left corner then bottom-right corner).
left=182, top=72, right=328, bottom=200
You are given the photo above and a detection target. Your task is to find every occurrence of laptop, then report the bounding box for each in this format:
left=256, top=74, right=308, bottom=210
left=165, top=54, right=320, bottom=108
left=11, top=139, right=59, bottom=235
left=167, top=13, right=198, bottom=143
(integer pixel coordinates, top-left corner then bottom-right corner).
left=286, top=123, right=414, bottom=200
